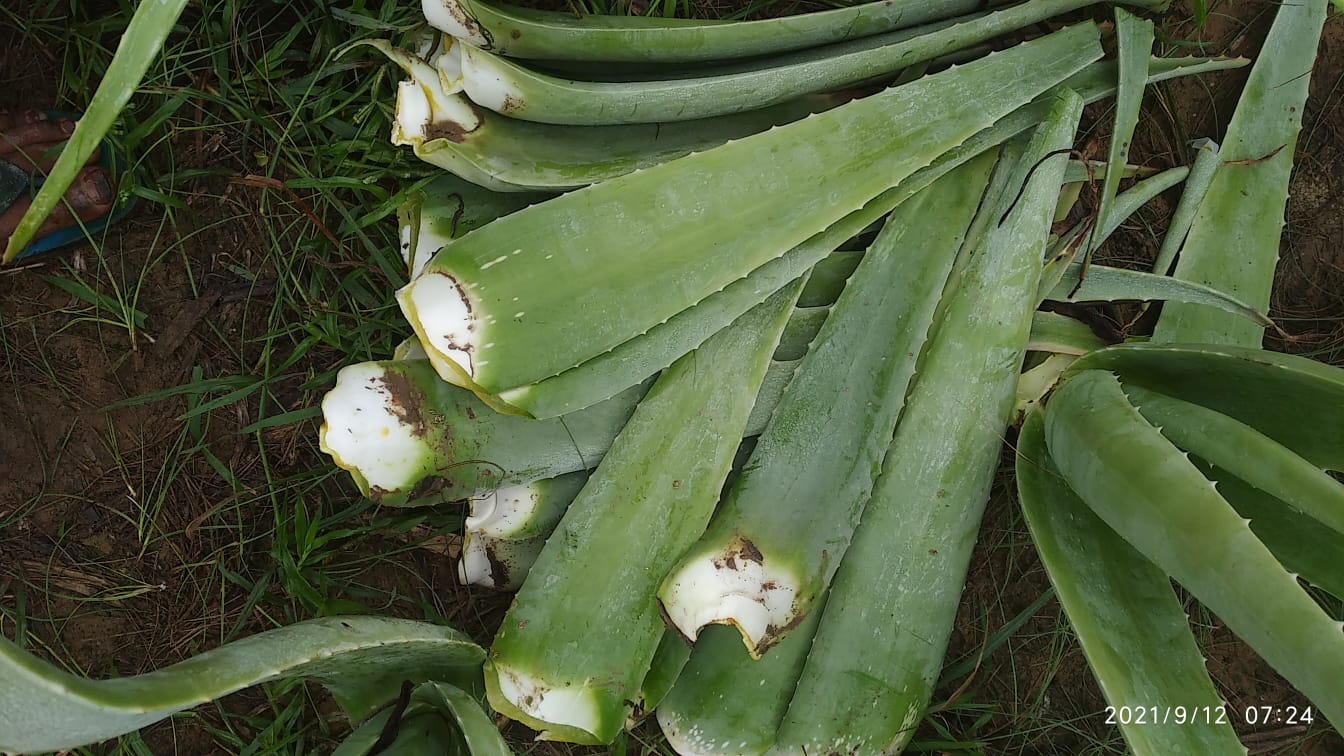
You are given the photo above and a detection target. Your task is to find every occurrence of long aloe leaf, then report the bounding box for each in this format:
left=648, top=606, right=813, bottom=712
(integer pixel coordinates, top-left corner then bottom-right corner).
left=774, top=90, right=1083, bottom=753
left=1151, top=138, right=1219, bottom=275
left=659, top=155, right=996, bottom=656
left=1122, top=384, right=1344, bottom=536
left=379, top=38, right=844, bottom=191
left=1201, top=464, right=1344, bottom=601
left=1015, top=412, right=1244, bottom=754
left=657, top=608, right=825, bottom=755
left=484, top=283, right=800, bottom=744
left=1028, top=311, right=1105, bottom=355
left=450, top=1, right=1146, bottom=125
left=399, top=25, right=1102, bottom=400
left=3, top=0, right=190, bottom=262
left=1091, top=8, right=1153, bottom=254
left=391, top=52, right=1241, bottom=417
left=1071, top=342, right=1344, bottom=471
left=1153, top=0, right=1327, bottom=346
left=0, top=617, right=484, bottom=753
left=425, top=0, right=985, bottom=63
left=1043, top=370, right=1344, bottom=730
left=1043, top=261, right=1275, bottom=330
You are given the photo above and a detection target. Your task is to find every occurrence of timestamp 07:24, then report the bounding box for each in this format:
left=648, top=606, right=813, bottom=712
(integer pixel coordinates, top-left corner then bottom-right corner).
left=1104, top=705, right=1315, bottom=726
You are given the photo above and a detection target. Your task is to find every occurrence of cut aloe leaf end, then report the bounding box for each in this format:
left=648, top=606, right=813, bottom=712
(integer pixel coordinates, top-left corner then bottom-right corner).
left=484, top=283, right=801, bottom=743
left=659, top=153, right=998, bottom=657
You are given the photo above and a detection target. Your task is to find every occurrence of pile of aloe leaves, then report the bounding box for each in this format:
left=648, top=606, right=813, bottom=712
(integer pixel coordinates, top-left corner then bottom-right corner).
left=310, top=0, right=1344, bottom=751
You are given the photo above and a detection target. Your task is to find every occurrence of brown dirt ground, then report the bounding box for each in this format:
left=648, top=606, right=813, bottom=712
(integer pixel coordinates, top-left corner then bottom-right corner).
left=1, top=1, right=1342, bottom=755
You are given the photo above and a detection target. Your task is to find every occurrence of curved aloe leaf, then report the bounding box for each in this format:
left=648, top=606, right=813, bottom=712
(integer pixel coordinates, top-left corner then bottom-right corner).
left=659, top=155, right=995, bottom=656
left=1042, top=261, right=1275, bottom=330
left=1153, top=0, right=1327, bottom=346
left=485, top=283, right=800, bottom=744
left=1070, top=342, right=1344, bottom=471
left=774, top=90, right=1083, bottom=753
left=1043, top=370, right=1344, bottom=730
left=1015, top=411, right=1245, bottom=755
left=449, top=1, right=1140, bottom=125
left=424, top=0, right=985, bottom=63
left=1199, top=463, right=1344, bottom=601
left=1122, top=384, right=1344, bottom=536
left=333, top=681, right=509, bottom=756
left=399, top=25, right=1102, bottom=398
left=3, top=0, right=190, bottom=262
left=0, top=617, right=485, bottom=753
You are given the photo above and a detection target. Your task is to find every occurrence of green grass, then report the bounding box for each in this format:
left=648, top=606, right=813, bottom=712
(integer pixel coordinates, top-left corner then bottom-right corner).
left=0, top=0, right=1341, bottom=753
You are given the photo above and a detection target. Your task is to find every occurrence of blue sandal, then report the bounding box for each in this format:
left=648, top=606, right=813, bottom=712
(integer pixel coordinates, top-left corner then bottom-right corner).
left=0, top=110, right=134, bottom=260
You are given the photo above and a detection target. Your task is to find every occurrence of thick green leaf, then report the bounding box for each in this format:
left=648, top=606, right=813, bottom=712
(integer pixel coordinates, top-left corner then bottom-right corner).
left=398, top=24, right=1103, bottom=397
left=1070, top=342, right=1344, bottom=471
left=1016, top=411, right=1244, bottom=755
left=1044, top=370, right=1344, bottom=730
left=332, top=681, right=509, bottom=756
left=0, top=617, right=484, bottom=753
left=658, top=155, right=996, bottom=657
left=1154, top=0, right=1327, bottom=346
left=1123, top=384, right=1344, bottom=536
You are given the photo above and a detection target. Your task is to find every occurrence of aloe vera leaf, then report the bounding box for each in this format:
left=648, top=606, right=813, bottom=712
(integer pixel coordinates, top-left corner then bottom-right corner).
left=333, top=681, right=510, bottom=756
left=1043, top=370, right=1344, bottom=730
left=382, top=39, right=847, bottom=191
left=464, top=469, right=588, bottom=539
left=1015, top=411, right=1245, bottom=755
left=660, top=155, right=996, bottom=656
left=425, top=0, right=986, bottom=63
left=1091, top=8, right=1153, bottom=253
left=484, top=283, right=801, bottom=744
left=401, top=26, right=1101, bottom=398
left=774, top=90, right=1083, bottom=753
left=773, top=306, right=829, bottom=362
left=1121, top=384, right=1344, bottom=536
left=318, top=358, right=650, bottom=504
left=1029, top=311, right=1105, bottom=355
left=1153, top=0, right=1327, bottom=346
left=453, top=2, right=1150, bottom=126
left=401, top=173, right=551, bottom=277
left=3, top=0, right=190, bottom=262
left=407, top=53, right=1243, bottom=419
left=1151, top=138, right=1219, bottom=275
left=1200, top=463, right=1344, bottom=601
left=1070, top=342, right=1344, bottom=471
left=0, top=617, right=485, bottom=753
left=657, top=608, right=825, bottom=755
left=1043, top=261, right=1275, bottom=330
